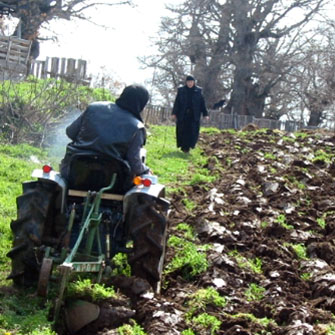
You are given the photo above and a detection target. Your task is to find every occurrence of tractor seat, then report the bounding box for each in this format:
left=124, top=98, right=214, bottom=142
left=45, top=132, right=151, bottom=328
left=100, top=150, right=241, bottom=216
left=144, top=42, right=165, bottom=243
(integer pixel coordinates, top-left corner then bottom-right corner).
left=67, top=154, right=133, bottom=195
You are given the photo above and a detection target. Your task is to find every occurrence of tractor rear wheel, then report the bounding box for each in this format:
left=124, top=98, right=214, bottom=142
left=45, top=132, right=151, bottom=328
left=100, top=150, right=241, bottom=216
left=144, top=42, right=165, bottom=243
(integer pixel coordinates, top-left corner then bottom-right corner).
left=128, top=195, right=168, bottom=290
left=7, top=182, right=53, bottom=287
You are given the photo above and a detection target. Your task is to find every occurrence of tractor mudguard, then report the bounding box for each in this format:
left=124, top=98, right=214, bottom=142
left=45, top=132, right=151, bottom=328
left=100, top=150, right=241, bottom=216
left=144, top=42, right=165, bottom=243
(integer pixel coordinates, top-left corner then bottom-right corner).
left=32, top=169, right=66, bottom=189
left=123, top=174, right=169, bottom=215
left=31, top=169, right=67, bottom=212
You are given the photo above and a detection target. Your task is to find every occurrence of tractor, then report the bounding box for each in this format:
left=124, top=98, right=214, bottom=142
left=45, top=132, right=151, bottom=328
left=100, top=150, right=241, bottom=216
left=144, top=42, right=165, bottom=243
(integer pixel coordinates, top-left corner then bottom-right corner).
left=6, top=152, right=169, bottom=330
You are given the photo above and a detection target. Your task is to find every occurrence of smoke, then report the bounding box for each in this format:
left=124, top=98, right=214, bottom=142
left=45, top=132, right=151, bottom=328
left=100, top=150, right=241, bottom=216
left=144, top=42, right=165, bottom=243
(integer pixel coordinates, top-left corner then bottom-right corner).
left=45, top=108, right=82, bottom=161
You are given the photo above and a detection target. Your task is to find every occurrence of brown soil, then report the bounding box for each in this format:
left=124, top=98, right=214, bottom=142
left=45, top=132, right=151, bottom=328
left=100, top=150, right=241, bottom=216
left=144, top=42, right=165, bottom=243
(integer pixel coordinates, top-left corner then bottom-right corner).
left=75, top=128, right=335, bottom=335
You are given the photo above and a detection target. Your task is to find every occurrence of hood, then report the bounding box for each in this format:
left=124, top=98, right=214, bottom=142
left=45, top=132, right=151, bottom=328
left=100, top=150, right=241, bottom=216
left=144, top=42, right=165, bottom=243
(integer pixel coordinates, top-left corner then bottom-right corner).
left=115, top=84, right=149, bottom=121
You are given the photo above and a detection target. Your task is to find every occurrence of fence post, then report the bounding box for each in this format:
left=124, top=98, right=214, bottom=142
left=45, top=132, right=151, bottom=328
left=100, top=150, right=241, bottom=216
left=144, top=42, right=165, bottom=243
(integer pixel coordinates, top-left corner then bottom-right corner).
left=41, top=60, right=47, bottom=79
left=60, top=58, right=66, bottom=77
left=50, top=57, right=59, bottom=77
left=66, top=58, right=76, bottom=79
left=232, top=107, right=238, bottom=129
left=77, top=59, right=87, bottom=80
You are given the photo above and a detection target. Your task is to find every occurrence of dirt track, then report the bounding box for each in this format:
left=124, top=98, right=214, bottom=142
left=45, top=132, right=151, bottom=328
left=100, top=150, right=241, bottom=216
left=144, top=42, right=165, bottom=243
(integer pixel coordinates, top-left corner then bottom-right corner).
left=82, top=127, right=335, bottom=334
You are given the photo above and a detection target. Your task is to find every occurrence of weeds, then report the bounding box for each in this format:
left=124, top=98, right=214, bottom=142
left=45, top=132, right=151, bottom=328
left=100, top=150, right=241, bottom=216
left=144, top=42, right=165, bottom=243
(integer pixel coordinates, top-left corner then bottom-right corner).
left=193, top=313, right=221, bottom=334
left=117, top=320, right=147, bottom=335
left=245, top=283, right=265, bottom=301
left=182, top=313, right=222, bottom=335
left=230, top=313, right=276, bottom=327
left=176, top=223, right=196, bottom=240
left=111, top=252, right=131, bottom=277
left=67, top=278, right=116, bottom=302
left=228, top=250, right=263, bottom=274
left=301, top=272, right=312, bottom=281
left=261, top=221, right=270, bottom=228
left=0, top=290, right=55, bottom=334
left=316, top=212, right=332, bottom=229
left=165, top=236, right=209, bottom=280
left=186, top=287, right=226, bottom=318
left=264, top=152, right=276, bottom=160
left=275, top=214, right=294, bottom=230
left=181, top=330, right=195, bottom=335
left=325, top=323, right=335, bottom=335
left=182, top=198, right=197, bottom=212
left=313, top=149, right=334, bottom=164
left=284, top=243, right=308, bottom=260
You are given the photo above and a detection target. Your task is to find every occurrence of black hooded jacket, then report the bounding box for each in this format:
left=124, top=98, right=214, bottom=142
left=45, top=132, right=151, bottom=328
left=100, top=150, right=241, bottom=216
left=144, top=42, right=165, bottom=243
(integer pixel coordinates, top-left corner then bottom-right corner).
left=60, top=85, right=150, bottom=177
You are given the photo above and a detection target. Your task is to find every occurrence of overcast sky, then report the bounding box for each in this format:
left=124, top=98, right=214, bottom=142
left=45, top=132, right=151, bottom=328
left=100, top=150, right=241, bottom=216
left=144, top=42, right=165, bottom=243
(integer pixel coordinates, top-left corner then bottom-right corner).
left=39, top=0, right=182, bottom=87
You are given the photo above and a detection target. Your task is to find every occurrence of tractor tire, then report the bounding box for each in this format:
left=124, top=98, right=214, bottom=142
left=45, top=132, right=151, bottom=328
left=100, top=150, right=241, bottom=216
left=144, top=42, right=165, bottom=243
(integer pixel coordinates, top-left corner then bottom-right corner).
left=7, top=182, right=53, bottom=287
left=128, top=195, right=167, bottom=289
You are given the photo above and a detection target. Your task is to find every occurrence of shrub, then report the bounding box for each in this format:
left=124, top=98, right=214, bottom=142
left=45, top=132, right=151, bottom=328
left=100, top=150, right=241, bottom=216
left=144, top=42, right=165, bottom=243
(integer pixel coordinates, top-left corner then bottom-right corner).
left=0, top=78, right=114, bottom=145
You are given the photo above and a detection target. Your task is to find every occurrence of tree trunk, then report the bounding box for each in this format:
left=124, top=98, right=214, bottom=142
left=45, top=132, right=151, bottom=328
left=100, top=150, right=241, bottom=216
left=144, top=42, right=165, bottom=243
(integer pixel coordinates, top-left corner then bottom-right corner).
left=308, top=109, right=323, bottom=127
left=229, top=67, right=252, bottom=115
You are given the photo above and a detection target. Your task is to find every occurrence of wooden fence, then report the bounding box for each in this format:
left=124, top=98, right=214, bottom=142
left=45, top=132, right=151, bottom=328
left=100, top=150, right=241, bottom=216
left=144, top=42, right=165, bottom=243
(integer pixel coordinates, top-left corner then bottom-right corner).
left=142, top=105, right=335, bottom=132
left=0, top=35, right=31, bottom=74
left=29, top=57, right=90, bottom=85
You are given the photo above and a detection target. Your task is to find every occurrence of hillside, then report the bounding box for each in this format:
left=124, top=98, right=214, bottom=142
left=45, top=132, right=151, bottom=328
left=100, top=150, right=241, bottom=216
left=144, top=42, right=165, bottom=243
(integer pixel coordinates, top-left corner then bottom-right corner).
left=1, top=126, right=335, bottom=335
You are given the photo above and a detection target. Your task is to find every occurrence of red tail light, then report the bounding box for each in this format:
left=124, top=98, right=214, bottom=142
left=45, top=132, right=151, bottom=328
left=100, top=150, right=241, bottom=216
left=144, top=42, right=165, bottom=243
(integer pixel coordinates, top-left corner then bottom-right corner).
left=133, top=176, right=152, bottom=187
left=142, top=178, right=152, bottom=187
left=42, top=165, right=52, bottom=173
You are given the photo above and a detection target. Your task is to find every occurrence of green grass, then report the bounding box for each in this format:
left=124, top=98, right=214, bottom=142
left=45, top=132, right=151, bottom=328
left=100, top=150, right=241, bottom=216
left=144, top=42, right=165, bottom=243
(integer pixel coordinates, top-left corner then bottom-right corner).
left=284, top=243, right=308, bottom=260
left=186, top=287, right=226, bottom=318
left=146, top=126, right=215, bottom=193
left=325, top=324, right=335, bottom=335
left=111, top=252, right=131, bottom=277
left=0, top=148, right=42, bottom=274
left=229, top=313, right=275, bottom=327
left=190, top=313, right=221, bottom=335
left=275, top=214, right=294, bottom=230
left=182, top=198, right=197, bottom=212
left=313, top=149, right=334, bottom=164
left=165, top=235, right=209, bottom=280
left=175, top=223, right=196, bottom=240
left=66, top=278, right=116, bottom=302
left=263, top=152, right=276, bottom=160
left=0, top=145, right=52, bottom=335
left=245, top=283, right=265, bottom=301
left=301, top=272, right=312, bottom=281
left=117, top=320, right=147, bottom=335
left=228, top=250, right=263, bottom=274
left=0, top=288, right=56, bottom=335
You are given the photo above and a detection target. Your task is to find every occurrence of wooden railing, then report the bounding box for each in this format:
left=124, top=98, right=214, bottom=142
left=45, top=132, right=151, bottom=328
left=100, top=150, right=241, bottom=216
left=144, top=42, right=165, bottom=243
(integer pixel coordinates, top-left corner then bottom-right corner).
left=0, top=35, right=31, bottom=73
left=29, top=57, right=90, bottom=85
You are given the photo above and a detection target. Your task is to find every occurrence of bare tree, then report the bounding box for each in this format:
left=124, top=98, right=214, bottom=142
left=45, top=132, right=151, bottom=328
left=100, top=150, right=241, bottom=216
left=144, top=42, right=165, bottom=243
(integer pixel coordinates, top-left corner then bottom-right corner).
left=142, top=0, right=329, bottom=116
left=296, top=26, right=335, bottom=126
left=1, top=0, right=132, bottom=58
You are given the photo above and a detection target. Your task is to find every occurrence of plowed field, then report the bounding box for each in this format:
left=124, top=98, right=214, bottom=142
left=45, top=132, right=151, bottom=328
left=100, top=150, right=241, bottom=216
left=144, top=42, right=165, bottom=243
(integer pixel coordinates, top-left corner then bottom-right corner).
left=78, top=127, right=335, bottom=335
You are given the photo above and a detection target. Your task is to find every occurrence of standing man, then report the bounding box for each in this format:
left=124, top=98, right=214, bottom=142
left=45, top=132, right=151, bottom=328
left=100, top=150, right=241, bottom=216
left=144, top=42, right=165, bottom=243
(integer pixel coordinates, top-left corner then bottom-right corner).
left=171, top=75, right=209, bottom=153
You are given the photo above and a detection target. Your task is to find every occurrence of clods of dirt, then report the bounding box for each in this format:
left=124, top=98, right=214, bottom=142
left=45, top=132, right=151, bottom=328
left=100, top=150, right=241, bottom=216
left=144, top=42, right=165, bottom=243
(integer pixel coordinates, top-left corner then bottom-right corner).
left=73, top=128, right=335, bottom=334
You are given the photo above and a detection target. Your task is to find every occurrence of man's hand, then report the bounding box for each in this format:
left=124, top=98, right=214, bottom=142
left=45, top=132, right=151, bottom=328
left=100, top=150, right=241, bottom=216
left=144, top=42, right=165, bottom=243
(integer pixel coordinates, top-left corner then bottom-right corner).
left=204, top=116, right=209, bottom=121
left=171, top=114, right=177, bottom=121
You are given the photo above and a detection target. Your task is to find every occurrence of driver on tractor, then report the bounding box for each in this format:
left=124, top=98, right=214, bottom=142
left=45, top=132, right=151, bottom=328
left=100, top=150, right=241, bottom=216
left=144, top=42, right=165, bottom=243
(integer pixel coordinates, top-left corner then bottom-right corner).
left=60, top=84, right=151, bottom=182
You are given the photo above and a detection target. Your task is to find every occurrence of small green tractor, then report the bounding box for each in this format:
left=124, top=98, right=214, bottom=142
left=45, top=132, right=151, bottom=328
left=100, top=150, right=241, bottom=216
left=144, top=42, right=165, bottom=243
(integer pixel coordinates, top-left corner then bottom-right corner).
left=7, top=153, right=169, bottom=331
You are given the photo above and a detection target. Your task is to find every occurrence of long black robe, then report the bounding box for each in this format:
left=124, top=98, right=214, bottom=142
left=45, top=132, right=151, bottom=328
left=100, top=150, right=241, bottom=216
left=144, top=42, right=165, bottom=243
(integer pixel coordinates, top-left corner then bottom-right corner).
left=172, top=85, right=208, bottom=151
